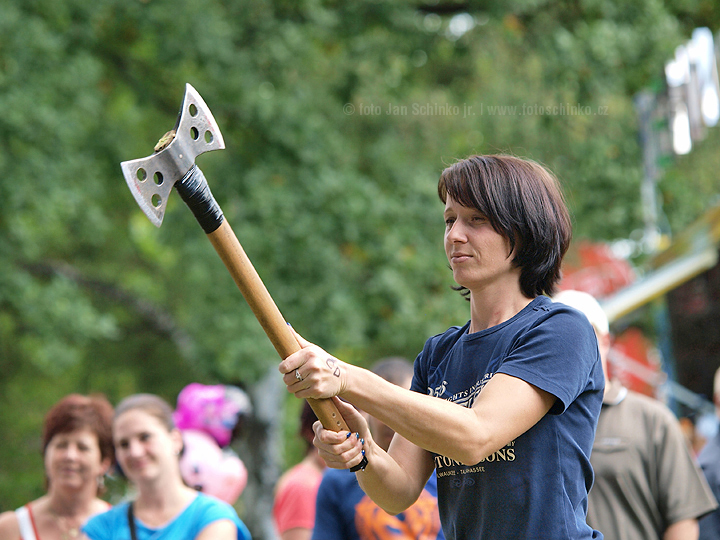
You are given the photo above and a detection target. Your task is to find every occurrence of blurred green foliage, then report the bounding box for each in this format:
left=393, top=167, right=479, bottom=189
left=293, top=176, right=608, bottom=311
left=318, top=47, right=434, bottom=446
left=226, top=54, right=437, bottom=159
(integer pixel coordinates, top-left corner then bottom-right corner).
left=1, top=0, right=719, bottom=519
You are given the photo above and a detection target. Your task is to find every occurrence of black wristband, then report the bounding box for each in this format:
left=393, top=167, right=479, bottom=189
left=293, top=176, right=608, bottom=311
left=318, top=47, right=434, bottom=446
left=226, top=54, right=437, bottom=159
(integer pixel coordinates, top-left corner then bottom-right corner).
left=350, top=455, right=368, bottom=472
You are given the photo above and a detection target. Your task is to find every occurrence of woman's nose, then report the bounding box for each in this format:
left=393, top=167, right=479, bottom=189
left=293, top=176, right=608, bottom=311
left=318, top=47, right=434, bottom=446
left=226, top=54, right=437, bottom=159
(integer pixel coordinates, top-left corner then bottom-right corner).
left=62, top=443, right=80, bottom=460
left=446, top=220, right=466, bottom=242
left=127, top=439, right=144, bottom=456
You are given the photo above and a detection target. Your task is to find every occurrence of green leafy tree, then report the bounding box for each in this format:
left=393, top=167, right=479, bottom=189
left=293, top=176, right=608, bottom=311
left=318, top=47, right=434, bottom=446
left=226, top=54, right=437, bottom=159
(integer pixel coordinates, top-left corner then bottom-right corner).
left=1, top=1, right=719, bottom=535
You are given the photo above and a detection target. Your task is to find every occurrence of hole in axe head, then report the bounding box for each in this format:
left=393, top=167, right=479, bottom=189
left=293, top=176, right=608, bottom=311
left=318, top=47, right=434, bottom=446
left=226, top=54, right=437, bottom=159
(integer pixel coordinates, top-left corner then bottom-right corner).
left=151, top=194, right=162, bottom=208
left=190, top=127, right=199, bottom=141
left=136, top=168, right=147, bottom=182
left=189, top=103, right=198, bottom=117
left=154, top=171, right=164, bottom=186
left=204, top=130, right=214, bottom=144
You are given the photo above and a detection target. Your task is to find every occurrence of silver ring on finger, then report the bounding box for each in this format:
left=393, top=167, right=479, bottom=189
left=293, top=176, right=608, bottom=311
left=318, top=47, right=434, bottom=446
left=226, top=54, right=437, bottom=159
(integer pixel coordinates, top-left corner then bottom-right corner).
left=295, top=369, right=303, bottom=381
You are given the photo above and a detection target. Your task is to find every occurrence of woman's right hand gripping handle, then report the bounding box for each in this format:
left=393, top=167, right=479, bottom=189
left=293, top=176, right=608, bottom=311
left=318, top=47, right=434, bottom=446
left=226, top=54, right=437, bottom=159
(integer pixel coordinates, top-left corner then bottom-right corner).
left=312, top=397, right=372, bottom=472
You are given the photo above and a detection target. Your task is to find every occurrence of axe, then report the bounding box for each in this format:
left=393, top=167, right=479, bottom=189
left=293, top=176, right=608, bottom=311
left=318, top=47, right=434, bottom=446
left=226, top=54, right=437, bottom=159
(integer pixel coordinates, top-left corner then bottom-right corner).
left=121, top=83, right=367, bottom=471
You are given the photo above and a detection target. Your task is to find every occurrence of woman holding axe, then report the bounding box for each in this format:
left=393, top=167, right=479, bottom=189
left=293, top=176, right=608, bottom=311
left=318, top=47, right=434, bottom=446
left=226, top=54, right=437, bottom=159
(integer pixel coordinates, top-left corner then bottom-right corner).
left=280, top=155, right=605, bottom=539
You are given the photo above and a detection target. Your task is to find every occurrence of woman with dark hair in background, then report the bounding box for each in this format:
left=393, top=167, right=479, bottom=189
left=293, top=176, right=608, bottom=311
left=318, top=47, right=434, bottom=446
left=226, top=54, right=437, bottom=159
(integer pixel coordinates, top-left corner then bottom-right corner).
left=0, top=394, right=114, bottom=540
left=82, top=394, right=251, bottom=540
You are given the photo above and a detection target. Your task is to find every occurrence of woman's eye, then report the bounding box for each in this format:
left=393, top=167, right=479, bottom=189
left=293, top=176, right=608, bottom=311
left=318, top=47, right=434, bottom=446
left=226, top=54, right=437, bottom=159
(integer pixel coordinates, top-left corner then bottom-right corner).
left=117, top=441, right=129, bottom=449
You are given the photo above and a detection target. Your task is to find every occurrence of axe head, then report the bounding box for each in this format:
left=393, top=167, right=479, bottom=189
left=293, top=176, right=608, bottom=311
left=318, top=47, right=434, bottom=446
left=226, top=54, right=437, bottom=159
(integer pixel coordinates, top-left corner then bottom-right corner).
left=121, top=83, right=225, bottom=227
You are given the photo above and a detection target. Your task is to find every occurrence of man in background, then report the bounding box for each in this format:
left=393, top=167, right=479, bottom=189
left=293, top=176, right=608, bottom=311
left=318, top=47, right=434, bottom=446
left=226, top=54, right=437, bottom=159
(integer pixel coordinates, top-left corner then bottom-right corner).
left=554, top=290, right=717, bottom=540
left=698, top=366, right=720, bottom=539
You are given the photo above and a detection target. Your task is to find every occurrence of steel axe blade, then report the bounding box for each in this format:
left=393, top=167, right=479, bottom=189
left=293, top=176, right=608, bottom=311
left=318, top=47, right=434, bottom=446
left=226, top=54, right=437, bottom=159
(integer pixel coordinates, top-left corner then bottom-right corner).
left=121, top=83, right=225, bottom=227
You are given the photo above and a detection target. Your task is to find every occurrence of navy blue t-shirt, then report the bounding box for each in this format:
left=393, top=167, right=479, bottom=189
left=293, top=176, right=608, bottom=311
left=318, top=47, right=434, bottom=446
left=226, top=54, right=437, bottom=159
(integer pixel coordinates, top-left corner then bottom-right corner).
left=411, top=296, right=604, bottom=540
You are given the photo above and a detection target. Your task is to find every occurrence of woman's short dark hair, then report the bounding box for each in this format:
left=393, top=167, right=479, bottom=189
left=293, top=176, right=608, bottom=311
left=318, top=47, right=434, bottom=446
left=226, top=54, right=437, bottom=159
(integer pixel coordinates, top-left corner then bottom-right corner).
left=42, top=393, right=115, bottom=465
left=438, top=155, right=572, bottom=298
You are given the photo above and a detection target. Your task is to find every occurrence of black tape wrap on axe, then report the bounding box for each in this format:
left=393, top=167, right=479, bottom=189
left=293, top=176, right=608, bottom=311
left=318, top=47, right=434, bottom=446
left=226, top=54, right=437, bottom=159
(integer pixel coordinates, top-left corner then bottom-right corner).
left=175, top=164, right=224, bottom=234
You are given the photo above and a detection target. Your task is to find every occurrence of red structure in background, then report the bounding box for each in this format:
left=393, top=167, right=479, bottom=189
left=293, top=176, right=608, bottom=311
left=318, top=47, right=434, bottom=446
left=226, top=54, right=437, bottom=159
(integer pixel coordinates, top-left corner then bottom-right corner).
left=560, top=241, right=635, bottom=298
left=560, top=241, right=662, bottom=398
left=608, top=328, right=665, bottom=398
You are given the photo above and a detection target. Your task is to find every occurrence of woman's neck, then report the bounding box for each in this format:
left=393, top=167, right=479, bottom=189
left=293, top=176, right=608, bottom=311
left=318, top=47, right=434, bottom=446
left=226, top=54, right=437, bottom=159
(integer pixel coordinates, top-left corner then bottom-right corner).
left=133, top=479, right=197, bottom=526
left=469, top=288, right=533, bottom=333
left=45, top=484, right=100, bottom=517
left=34, top=490, right=104, bottom=539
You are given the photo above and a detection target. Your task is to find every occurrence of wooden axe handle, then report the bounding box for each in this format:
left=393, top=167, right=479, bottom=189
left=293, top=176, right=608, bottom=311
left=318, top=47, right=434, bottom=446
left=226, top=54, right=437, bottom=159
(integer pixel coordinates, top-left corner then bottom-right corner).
left=174, top=164, right=367, bottom=470
left=207, top=219, right=349, bottom=432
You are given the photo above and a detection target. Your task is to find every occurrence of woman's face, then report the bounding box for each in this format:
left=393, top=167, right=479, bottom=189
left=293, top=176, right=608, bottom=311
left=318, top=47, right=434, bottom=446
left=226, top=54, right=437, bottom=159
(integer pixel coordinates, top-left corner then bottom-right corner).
left=443, top=196, right=517, bottom=293
left=44, top=428, right=109, bottom=493
left=113, top=409, right=183, bottom=485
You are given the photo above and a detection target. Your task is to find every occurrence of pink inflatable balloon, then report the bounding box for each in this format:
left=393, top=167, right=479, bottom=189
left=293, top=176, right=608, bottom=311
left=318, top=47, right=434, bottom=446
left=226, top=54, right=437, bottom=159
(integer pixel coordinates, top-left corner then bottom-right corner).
left=173, top=383, right=251, bottom=447
left=179, top=429, right=248, bottom=505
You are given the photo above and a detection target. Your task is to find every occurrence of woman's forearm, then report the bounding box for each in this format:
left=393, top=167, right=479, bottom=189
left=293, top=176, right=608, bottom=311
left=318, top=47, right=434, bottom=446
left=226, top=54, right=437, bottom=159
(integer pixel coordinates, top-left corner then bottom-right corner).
left=354, top=436, right=433, bottom=515
left=663, top=519, right=698, bottom=540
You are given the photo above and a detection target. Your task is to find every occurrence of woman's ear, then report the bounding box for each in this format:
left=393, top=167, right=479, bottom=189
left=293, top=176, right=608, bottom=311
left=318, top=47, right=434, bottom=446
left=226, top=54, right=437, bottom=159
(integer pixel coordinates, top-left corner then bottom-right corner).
left=171, top=428, right=185, bottom=457
left=598, top=331, right=612, bottom=360
left=100, top=456, right=112, bottom=476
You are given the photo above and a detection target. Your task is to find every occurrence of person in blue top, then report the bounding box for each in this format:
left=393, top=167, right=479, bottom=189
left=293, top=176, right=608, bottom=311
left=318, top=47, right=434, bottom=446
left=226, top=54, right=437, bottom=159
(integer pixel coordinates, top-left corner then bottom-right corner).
left=313, top=357, right=444, bottom=540
left=279, top=155, right=604, bottom=539
left=83, top=394, right=251, bottom=540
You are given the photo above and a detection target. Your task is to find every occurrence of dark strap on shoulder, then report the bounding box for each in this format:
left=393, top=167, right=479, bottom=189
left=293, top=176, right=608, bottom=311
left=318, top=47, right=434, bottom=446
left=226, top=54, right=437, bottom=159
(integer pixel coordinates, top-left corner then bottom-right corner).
left=127, top=503, right=138, bottom=540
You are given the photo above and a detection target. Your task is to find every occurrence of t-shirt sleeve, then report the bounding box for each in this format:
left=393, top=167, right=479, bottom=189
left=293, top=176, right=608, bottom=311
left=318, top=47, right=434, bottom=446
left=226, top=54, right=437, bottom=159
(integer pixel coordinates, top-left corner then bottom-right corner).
left=411, top=327, right=465, bottom=396
left=195, top=496, right=251, bottom=540
left=411, top=338, right=433, bottom=394
left=497, top=306, right=602, bottom=413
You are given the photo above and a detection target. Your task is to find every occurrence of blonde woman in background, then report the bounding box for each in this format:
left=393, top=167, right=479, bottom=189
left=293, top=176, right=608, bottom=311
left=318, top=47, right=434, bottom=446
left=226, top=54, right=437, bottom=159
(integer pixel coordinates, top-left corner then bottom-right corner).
left=82, top=394, right=251, bottom=540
